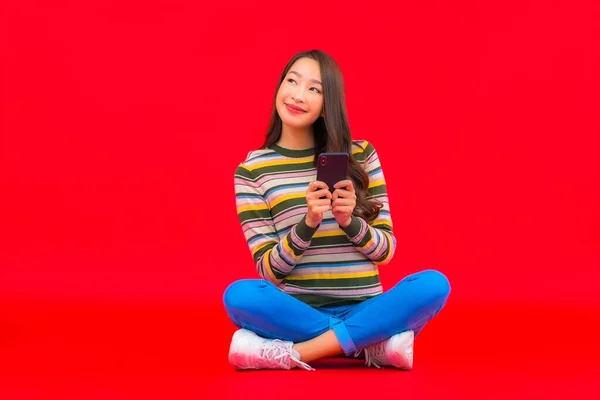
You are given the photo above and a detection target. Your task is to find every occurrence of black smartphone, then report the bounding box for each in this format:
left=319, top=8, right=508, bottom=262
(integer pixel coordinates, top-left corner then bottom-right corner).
left=316, top=152, right=349, bottom=192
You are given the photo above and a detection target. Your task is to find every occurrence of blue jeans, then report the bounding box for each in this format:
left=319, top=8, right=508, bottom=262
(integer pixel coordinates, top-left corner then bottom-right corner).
left=223, top=269, right=451, bottom=356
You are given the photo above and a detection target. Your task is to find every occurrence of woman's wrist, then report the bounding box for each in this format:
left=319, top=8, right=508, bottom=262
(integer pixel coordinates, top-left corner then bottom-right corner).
left=297, top=215, right=320, bottom=241
left=339, top=215, right=363, bottom=238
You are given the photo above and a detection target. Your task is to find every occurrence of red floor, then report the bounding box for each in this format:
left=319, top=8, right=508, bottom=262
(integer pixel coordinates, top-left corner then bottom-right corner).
left=1, top=299, right=598, bottom=399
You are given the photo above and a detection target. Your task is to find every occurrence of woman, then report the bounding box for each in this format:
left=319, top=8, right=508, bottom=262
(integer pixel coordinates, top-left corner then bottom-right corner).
left=224, top=49, right=450, bottom=371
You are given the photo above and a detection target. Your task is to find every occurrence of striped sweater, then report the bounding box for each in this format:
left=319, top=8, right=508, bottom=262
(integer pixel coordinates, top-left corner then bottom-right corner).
left=234, top=140, right=396, bottom=308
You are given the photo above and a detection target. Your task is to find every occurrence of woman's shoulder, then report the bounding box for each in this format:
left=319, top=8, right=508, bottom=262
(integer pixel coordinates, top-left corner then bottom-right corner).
left=244, top=147, right=276, bottom=163
left=351, top=139, right=378, bottom=162
left=234, top=147, right=277, bottom=176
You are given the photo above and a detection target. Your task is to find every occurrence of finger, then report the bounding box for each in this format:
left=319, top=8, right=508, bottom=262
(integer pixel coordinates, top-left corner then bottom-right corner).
left=311, top=198, right=333, bottom=207
left=334, top=179, right=354, bottom=192
left=333, top=188, right=356, bottom=199
left=332, top=198, right=356, bottom=207
left=332, top=206, right=353, bottom=215
left=309, top=181, right=329, bottom=192
left=309, top=189, right=332, bottom=200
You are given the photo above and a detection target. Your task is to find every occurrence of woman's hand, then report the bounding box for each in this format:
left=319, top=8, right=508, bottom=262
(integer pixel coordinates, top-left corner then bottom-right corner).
left=332, top=180, right=356, bottom=227
left=305, top=181, right=333, bottom=228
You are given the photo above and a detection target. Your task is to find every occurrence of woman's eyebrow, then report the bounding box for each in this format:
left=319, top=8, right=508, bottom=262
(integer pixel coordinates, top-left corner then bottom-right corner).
left=289, top=70, right=322, bottom=85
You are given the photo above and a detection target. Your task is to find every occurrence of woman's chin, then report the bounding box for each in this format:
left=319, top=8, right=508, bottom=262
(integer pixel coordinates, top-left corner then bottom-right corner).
left=280, top=115, right=315, bottom=130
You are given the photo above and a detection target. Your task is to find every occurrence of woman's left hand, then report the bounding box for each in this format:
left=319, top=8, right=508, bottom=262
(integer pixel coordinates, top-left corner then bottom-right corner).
left=332, top=179, right=357, bottom=228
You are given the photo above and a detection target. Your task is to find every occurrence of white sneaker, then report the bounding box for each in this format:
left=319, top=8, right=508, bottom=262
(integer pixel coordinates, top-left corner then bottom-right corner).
left=357, top=330, right=414, bottom=369
left=228, top=329, right=315, bottom=371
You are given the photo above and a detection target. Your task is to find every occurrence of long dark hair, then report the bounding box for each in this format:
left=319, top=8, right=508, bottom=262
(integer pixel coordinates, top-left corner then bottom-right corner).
left=263, top=50, right=382, bottom=223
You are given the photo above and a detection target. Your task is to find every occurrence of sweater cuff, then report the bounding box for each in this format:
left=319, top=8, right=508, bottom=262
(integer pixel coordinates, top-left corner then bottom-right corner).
left=340, top=215, right=363, bottom=239
left=295, top=215, right=320, bottom=242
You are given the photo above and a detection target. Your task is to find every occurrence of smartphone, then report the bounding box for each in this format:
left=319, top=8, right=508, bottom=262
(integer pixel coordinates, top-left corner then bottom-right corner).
left=316, top=152, right=349, bottom=192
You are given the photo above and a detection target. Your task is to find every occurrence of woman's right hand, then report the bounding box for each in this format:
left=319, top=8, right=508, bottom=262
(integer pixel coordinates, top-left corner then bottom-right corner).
left=305, top=181, right=332, bottom=228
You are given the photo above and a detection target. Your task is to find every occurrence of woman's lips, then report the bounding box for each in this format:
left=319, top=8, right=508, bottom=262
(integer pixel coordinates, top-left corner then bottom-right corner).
left=285, top=103, right=307, bottom=114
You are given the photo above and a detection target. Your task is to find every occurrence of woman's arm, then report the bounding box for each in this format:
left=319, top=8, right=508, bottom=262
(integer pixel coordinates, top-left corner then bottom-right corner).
left=340, top=142, right=397, bottom=265
left=234, top=164, right=318, bottom=284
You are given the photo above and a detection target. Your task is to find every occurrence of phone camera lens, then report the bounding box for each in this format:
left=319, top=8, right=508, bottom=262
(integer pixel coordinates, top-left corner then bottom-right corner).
left=320, top=157, right=327, bottom=166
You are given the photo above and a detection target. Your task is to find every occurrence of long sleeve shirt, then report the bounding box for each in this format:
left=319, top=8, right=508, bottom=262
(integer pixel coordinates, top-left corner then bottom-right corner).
left=234, top=140, right=396, bottom=308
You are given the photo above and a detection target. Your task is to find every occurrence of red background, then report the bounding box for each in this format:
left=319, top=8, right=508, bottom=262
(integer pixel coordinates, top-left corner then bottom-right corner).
left=1, top=0, right=599, bottom=398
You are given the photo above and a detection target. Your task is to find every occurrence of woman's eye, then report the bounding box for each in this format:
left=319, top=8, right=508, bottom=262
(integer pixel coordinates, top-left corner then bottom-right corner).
left=287, top=78, right=296, bottom=84
left=310, top=87, right=321, bottom=93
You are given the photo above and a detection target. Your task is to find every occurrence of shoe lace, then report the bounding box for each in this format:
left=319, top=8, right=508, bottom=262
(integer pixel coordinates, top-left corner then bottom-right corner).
left=260, top=340, right=315, bottom=371
left=357, top=341, right=387, bottom=369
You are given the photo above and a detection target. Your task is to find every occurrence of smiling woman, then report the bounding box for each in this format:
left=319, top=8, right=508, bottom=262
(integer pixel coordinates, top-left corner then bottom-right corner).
left=266, top=51, right=382, bottom=225
left=271, top=57, right=326, bottom=150
left=223, top=49, right=451, bottom=371
left=277, top=62, right=324, bottom=126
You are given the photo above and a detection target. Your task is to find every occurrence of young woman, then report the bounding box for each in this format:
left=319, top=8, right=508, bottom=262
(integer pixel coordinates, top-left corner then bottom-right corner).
left=224, top=50, right=450, bottom=371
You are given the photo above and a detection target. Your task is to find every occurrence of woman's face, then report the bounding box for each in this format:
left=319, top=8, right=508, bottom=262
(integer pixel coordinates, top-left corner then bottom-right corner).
left=276, top=57, right=324, bottom=130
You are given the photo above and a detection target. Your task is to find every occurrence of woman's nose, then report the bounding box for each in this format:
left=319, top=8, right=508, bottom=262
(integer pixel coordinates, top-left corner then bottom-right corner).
left=291, top=89, right=305, bottom=102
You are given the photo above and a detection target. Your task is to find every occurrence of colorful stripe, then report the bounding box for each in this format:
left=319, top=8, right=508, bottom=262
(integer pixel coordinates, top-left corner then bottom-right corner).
left=234, top=140, right=397, bottom=307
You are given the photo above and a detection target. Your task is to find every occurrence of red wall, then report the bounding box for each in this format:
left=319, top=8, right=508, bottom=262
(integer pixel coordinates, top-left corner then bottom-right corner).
left=2, top=1, right=599, bottom=307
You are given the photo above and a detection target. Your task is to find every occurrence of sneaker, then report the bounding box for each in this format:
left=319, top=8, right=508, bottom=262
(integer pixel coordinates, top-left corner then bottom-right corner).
left=357, top=330, right=414, bottom=369
left=228, top=329, right=314, bottom=371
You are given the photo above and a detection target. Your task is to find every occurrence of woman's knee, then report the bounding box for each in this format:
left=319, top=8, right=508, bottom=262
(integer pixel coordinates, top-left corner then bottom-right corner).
left=223, top=279, right=269, bottom=312
left=403, top=269, right=451, bottom=301
left=421, top=269, right=451, bottom=300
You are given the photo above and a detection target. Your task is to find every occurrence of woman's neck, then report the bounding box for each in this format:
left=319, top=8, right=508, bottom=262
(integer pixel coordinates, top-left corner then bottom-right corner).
left=277, top=124, right=314, bottom=150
